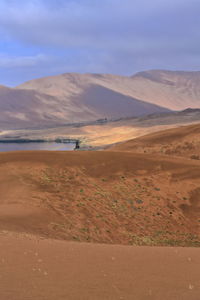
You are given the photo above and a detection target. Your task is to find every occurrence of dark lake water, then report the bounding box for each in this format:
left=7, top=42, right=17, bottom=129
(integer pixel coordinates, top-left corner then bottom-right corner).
left=0, top=142, right=76, bottom=152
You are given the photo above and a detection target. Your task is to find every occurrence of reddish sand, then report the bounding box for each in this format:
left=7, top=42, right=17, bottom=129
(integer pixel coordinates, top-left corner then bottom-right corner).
left=0, top=150, right=200, bottom=246
left=1, top=122, right=200, bottom=299
left=0, top=232, right=200, bottom=300
left=110, top=123, right=200, bottom=160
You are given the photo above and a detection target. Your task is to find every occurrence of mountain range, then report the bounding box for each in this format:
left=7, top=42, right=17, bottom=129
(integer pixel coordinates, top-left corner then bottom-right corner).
left=1, top=69, right=200, bottom=129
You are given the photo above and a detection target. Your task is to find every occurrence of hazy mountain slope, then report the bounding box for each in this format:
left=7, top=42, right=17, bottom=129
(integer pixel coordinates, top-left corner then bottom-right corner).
left=18, top=70, right=200, bottom=111
left=0, top=87, right=74, bottom=129
left=130, top=70, right=200, bottom=110
left=1, top=69, right=200, bottom=129
left=100, top=70, right=200, bottom=110
left=0, top=85, right=8, bottom=89
left=0, top=83, right=169, bottom=129
left=70, top=84, right=170, bottom=119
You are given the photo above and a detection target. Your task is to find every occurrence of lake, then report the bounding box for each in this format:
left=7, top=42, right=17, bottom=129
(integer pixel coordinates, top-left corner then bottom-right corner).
left=0, top=142, right=76, bottom=152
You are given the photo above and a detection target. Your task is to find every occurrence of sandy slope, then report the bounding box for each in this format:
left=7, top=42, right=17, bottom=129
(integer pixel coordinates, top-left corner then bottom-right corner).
left=0, top=232, right=200, bottom=300
left=1, top=123, right=200, bottom=299
left=0, top=150, right=200, bottom=246
left=110, top=123, right=200, bottom=159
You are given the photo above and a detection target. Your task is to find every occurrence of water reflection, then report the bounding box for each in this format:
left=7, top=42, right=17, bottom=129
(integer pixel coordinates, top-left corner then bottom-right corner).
left=0, top=142, right=76, bottom=152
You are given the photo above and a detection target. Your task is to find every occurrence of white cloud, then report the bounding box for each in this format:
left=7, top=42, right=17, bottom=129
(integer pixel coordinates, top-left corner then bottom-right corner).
left=0, top=0, right=199, bottom=50
left=0, top=0, right=200, bottom=85
left=0, top=54, right=49, bottom=68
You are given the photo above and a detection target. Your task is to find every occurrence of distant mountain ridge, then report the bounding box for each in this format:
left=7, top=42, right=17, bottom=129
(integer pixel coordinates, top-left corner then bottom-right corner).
left=0, top=70, right=200, bottom=129
left=18, top=70, right=200, bottom=111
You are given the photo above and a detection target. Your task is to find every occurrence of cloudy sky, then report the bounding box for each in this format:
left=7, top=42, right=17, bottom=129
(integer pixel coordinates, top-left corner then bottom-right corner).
left=0, top=0, right=199, bottom=86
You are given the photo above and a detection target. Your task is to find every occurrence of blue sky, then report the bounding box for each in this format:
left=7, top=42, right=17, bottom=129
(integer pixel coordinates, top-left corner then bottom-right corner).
left=0, top=0, right=200, bottom=86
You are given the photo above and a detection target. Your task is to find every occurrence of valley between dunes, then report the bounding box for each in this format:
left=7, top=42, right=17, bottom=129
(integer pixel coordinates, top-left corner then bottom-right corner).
left=1, top=123, right=200, bottom=299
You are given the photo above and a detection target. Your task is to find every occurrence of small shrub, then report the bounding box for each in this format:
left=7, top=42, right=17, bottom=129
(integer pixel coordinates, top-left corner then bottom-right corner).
left=136, top=199, right=143, bottom=204
left=190, top=155, right=200, bottom=160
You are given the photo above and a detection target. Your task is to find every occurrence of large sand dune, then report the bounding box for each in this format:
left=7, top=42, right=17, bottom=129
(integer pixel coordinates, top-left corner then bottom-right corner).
left=1, top=70, right=200, bottom=129
left=0, top=73, right=170, bottom=130
left=18, top=70, right=200, bottom=111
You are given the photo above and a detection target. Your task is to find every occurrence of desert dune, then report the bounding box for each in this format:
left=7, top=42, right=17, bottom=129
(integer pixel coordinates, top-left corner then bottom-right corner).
left=0, top=122, right=200, bottom=299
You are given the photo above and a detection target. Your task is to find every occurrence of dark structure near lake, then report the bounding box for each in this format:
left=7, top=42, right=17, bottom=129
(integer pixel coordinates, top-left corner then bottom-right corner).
left=75, top=140, right=80, bottom=150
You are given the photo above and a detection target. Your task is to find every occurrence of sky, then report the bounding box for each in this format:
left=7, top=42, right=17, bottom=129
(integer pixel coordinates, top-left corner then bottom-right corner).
left=0, top=0, right=200, bottom=86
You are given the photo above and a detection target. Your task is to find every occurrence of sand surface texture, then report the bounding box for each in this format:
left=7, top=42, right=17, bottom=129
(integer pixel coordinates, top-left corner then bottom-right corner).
left=0, top=232, right=200, bottom=300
